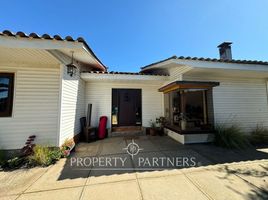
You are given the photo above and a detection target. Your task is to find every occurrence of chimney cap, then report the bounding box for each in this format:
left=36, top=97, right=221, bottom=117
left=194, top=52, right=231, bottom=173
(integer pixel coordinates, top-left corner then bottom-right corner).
left=217, top=42, right=232, bottom=48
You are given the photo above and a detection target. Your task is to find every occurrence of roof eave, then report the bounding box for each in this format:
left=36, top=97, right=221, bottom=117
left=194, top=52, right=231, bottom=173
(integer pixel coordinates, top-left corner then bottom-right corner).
left=140, top=56, right=268, bottom=73
left=80, top=71, right=169, bottom=82
left=140, top=56, right=177, bottom=71
left=81, top=44, right=106, bottom=71
left=0, top=30, right=107, bottom=71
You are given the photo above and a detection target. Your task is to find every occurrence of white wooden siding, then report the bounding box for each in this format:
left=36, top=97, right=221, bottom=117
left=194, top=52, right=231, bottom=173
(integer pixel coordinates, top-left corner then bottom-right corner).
left=0, top=64, right=60, bottom=149
left=168, top=66, right=191, bottom=81
left=184, top=75, right=268, bottom=133
left=59, top=66, right=85, bottom=145
left=161, top=66, right=190, bottom=87
left=85, top=81, right=164, bottom=128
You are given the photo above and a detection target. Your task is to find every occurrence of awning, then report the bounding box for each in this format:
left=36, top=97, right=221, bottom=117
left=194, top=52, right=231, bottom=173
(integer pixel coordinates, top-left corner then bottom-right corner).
left=158, top=80, right=220, bottom=93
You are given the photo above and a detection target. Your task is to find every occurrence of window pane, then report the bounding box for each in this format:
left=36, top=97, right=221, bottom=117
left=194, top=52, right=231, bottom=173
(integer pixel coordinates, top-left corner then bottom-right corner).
left=171, top=91, right=180, bottom=126
left=184, top=91, right=204, bottom=125
left=0, top=73, right=14, bottom=117
left=164, top=93, right=170, bottom=124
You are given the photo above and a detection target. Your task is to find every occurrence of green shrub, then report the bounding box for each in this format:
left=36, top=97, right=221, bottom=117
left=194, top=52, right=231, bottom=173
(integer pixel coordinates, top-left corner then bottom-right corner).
left=0, top=156, right=26, bottom=169
left=6, top=157, right=25, bottom=168
left=250, top=125, right=268, bottom=145
left=1, top=150, right=27, bottom=169
left=29, top=145, right=62, bottom=166
left=214, top=124, right=250, bottom=149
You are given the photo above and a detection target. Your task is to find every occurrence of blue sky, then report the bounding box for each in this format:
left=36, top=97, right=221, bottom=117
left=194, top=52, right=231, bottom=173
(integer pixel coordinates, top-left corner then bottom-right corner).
left=0, top=0, right=267, bottom=71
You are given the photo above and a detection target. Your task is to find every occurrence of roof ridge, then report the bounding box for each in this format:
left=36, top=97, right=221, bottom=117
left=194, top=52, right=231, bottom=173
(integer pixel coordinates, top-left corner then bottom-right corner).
left=141, top=55, right=268, bottom=71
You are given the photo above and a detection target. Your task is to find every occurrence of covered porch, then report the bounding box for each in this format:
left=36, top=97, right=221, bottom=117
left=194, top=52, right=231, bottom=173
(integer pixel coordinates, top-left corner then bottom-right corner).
left=80, top=71, right=168, bottom=133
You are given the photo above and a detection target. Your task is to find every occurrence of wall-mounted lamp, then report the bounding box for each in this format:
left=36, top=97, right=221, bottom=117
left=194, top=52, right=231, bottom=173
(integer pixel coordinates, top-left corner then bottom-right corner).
left=66, top=51, right=77, bottom=77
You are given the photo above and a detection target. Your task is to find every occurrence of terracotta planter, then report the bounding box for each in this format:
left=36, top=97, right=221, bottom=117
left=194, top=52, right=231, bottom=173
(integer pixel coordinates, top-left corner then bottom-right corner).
left=149, top=128, right=157, bottom=136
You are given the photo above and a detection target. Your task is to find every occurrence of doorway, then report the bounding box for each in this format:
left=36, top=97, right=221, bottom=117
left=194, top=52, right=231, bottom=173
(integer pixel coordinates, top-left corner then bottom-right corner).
left=112, top=89, right=142, bottom=127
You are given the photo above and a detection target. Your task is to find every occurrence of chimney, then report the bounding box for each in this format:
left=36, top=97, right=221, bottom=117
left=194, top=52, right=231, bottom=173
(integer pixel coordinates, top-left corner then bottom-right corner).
left=217, top=42, right=232, bottom=60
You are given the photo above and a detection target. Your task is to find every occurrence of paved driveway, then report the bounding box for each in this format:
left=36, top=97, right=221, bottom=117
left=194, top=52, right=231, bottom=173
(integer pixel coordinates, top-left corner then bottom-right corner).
left=1, top=136, right=268, bottom=200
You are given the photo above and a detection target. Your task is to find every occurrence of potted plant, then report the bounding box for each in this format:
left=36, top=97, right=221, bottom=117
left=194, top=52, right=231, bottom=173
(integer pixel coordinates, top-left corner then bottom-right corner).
left=61, top=139, right=75, bottom=157
left=149, top=120, right=157, bottom=136
left=156, top=116, right=166, bottom=136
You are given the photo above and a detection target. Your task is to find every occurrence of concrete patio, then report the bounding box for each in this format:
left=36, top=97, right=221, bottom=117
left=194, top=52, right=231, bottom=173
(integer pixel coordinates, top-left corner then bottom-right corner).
left=1, top=135, right=268, bottom=200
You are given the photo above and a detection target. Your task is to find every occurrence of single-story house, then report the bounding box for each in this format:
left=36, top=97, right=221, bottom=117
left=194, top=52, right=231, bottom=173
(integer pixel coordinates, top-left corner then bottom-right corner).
left=1, top=30, right=268, bottom=149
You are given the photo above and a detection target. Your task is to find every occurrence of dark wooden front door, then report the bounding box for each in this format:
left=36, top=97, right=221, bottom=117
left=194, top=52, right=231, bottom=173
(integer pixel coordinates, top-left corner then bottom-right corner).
left=112, top=89, right=142, bottom=126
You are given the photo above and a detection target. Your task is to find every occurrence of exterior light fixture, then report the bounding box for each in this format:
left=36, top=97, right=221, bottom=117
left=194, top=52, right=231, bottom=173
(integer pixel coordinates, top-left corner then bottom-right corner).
left=66, top=51, right=77, bottom=77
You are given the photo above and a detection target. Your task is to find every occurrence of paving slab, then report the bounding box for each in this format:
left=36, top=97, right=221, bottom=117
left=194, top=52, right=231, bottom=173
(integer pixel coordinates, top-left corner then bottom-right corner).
left=162, top=149, right=212, bottom=168
left=0, top=195, right=19, bottom=200
left=87, top=171, right=136, bottom=185
left=131, top=151, right=168, bottom=171
left=73, top=142, right=100, bottom=157
left=100, top=137, right=126, bottom=143
left=186, top=167, right=259, bottom=200
left=233, top=147, right=268, bottom=161
left=149, top=136, right=186, bottom=151
left=223, top=161, right=268, bottom=191
left=189, top=144, right=254, bottom=164
left=26, top=159, right=89, bottom=192
left=126, top=137, right=159, bottom=152
left=138, top=174, right=209, bottom=200
left=0, top=167, right=48, bottom=196
left=136, top=169, right=183, bottom=179
left=17, top=187, right=83, bottom=200
left=98, top=138, right=127, bottom=155
left=81, top=180, right=141, bottom=200
left=86, top=154, right=136, bottom=185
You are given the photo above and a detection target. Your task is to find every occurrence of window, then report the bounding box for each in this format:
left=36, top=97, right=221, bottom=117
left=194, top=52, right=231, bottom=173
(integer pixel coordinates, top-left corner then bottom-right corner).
left=164, top=89, right=211, bottom=131
left=0, top=73, right=14, bottom=117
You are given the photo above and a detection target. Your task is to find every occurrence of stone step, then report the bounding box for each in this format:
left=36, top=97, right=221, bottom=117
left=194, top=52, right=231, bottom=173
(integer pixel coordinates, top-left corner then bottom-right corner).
left=112, top=126, right=142, bottom=132
left=110, top=131, right=145, bottom=137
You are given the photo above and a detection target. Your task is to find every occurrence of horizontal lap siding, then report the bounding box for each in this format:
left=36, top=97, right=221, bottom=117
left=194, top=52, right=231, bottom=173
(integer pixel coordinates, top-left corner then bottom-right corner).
left=213, top=80, right=268, bottom=132
left=184, top=76, right=268, bottom=133
left=85, top=82, right=164, bottom=128
left=169, top=66, right=190, bottom=81
left=0, top=65, right=60, bottom=149
left=59, top=67, right=85, bottom=145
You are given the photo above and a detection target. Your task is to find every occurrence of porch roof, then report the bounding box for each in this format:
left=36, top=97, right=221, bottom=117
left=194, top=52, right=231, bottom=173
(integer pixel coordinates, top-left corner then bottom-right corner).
left=158, top=80, right=220, bottom=93
left=0, top=30, right=106, bottom=71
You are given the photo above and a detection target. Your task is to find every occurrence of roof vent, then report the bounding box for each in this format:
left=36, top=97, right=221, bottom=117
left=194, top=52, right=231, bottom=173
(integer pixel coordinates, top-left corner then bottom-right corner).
left=217, top=42, right=232, bottom=60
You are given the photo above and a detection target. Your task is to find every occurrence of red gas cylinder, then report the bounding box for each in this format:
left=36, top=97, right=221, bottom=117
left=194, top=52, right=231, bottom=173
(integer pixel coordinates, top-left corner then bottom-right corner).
left=98, top=116, right=107, bottom=139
